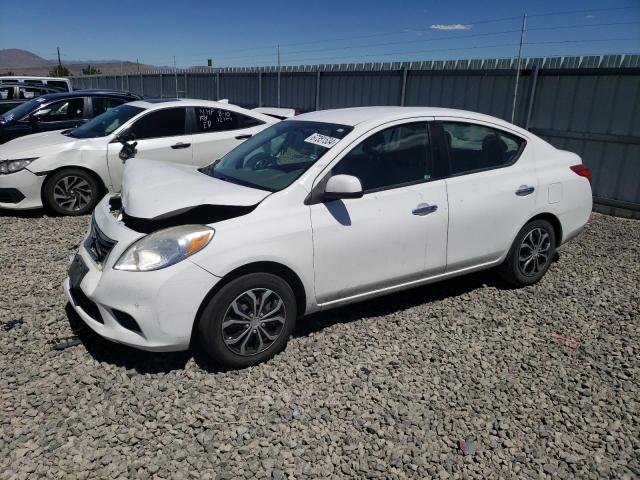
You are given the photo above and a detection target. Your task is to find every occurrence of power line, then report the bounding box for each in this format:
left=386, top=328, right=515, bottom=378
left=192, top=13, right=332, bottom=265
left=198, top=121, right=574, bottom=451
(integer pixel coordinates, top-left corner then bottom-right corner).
left=162, top=4, right=639, bottom=61
left=229, top=37, right=640, bottom=68
left=208, top=5, right=639, bottom=57
left=211, top=20, right=639, bottom=63
left=526, top=5, right=638, bottom=18
left=80, top=5, right=639, bottom=67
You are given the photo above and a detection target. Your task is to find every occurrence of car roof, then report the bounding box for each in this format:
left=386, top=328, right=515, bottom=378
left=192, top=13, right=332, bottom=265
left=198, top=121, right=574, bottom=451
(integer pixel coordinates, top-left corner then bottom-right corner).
left=292, top=106, right=529, bottom=135
left=75, top=89, right=139, bottom=96
left=126, top=98, right=263, bottom=112
left=0, top=76, right=70, bottom=82
left=120, top=99, right=278, bottom=124
left=27, top=90, right=139, bottom=102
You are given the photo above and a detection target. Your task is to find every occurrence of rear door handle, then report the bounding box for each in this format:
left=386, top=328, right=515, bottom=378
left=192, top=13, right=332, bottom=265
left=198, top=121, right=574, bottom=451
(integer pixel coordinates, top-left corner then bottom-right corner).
left=235, top=134, right=252, bottom=140
left=412, top=203, right=438, bottom=216
left=515, top=185, right=535, bottom=196
left=171, top=142, right=191, bottom=149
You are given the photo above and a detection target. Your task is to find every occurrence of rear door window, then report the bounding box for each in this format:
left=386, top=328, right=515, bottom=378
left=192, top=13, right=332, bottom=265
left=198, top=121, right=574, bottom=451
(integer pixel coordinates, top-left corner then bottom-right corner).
left=129, top=107, right=187, bottom=140
left=193, top=107, right=263, bottom=133
left=441, top=122, right=525, bottom=175
left=35, top=98, right=85, bottom=121
left=0, top=86, right=14, bottom=100
left=19, top=87, right=58, bottom=99
left=47, top=80, right=70, bottom=91
left=92, top=97, right=127, bottom=116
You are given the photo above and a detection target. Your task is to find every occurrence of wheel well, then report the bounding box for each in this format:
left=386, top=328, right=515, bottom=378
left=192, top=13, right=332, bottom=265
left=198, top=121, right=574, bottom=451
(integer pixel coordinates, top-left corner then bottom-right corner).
left=190, top=261, right=308, bottom=347
left=41, top=166, right=107, bottom=202
left=528, top=212, right=563, bottom=245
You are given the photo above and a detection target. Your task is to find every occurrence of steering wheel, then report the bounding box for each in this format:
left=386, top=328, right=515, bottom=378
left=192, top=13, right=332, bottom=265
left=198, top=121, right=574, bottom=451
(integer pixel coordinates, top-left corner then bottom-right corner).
left=247, top=153, right=277, bottom=170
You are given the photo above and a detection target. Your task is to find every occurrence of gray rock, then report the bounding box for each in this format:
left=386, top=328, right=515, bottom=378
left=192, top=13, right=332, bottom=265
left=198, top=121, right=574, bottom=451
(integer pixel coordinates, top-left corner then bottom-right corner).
left=0, top=212, right=637, bottom=479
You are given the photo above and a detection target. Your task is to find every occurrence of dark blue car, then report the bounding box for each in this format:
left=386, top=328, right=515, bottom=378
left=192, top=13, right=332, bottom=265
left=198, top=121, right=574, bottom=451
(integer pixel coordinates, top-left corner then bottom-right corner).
left=0, top=89, right=142, bottom=144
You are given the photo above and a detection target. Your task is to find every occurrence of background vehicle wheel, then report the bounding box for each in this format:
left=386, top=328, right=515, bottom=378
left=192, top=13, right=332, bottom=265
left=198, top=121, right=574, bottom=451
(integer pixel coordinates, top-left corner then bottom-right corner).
left=198, top=273, right=297, bottom=368
left=43, top=168, right=101, bottom=216
left=497, top=219, right=557, bottom=287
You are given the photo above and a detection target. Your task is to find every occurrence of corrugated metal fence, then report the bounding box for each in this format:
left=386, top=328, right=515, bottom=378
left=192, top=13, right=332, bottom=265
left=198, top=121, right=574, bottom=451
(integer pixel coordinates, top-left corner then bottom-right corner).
left=73, top=55, right=640, bottom=218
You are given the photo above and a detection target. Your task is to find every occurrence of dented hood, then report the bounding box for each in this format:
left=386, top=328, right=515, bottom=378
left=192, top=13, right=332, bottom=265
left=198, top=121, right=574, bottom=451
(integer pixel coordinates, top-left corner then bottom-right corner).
left=121, top=158, right=271, bottom=220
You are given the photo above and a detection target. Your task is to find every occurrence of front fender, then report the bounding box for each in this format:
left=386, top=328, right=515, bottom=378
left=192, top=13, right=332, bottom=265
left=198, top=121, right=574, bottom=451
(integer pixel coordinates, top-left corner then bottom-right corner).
left=27, top=148, right=111, bottom=190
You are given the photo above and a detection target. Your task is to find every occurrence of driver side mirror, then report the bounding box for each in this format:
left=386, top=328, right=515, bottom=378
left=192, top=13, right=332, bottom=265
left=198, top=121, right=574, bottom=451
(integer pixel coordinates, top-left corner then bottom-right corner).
left=323, top=175, right=363, bottom=201
left=116, top=131, right=136, bottom=144
left=116, top=131, right=138, bottom=162
left=28, top=112, right=41, bottom=125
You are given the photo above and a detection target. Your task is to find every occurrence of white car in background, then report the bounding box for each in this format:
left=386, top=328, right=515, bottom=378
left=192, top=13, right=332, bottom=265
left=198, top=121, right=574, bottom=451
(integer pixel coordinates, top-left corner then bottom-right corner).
left=0, top=99, right=276, bottom=215
left=252, top=107, right=299, bottom=120
left=65, top=107, right=592, bottom=368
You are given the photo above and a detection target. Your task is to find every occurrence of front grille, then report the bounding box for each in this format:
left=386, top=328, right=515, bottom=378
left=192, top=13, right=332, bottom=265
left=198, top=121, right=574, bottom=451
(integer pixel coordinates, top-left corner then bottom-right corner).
left=84, top=216, right=117, bottom=264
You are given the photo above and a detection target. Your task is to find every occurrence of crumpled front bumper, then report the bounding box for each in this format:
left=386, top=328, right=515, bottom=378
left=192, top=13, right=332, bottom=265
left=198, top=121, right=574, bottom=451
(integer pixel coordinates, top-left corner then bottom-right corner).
left=64, top=195, right=221, bottom=352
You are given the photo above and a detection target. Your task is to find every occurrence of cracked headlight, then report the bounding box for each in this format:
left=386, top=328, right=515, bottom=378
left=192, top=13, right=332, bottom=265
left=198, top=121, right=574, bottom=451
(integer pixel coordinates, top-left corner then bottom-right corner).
left=114, top=225, right=214, bottom=272
left=0, top=158, right=38, bottom=175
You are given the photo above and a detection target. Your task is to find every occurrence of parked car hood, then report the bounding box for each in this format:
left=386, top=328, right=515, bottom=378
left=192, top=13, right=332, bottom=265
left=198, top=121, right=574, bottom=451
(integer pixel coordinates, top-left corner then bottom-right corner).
left=0, top=130, right=77, bottom=159
left=121, top=158, right=271, bottom=226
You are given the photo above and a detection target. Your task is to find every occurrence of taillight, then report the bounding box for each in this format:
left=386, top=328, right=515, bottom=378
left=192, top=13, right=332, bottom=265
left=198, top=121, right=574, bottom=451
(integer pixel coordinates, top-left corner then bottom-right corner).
left=570, top=165, right=592, bottom=185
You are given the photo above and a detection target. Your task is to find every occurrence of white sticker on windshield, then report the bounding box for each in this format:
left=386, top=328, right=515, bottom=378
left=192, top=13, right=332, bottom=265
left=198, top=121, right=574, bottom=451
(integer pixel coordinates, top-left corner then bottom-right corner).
left=304, top=133, right=341, bottom=148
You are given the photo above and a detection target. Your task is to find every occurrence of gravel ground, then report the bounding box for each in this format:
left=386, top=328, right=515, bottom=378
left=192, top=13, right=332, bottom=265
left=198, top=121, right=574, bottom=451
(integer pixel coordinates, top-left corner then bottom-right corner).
left=0, top=211, right=638, bottom=479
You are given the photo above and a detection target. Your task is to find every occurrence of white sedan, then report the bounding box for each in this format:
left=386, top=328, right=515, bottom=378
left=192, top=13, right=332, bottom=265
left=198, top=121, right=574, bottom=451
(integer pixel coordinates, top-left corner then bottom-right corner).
left=0, top=99, right=276, bottom=215
left=65, top=107, right=592, bottom=368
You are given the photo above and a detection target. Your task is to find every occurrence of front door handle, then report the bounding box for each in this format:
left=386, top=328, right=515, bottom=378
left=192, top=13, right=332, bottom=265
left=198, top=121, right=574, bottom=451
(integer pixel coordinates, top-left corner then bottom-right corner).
left=171, top=142, right=191, bottom=149
left=235, top=134, right=252, bottom=140
left=515, top=185, right=535, bottom=196
left=412, top=203, right=438, bottom=216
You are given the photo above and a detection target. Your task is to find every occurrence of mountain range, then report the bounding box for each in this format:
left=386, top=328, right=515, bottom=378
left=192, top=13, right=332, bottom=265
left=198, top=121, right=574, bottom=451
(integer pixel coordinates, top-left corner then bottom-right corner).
left=0, top=49, right=159, bottom=76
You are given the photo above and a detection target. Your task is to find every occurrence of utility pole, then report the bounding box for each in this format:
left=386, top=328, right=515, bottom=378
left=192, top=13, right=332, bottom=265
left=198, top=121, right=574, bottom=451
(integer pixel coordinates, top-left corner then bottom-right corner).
left=174, top=56, right=179, bottom=98
left=511, top=13, right=527, bottom=124
left=277, top=45, right=281, bottom=70
left=137, top=59, right=143, bottom=96
left=277, top=45, right=281, bottom=107
left=57, top=47, right=62, bottom=67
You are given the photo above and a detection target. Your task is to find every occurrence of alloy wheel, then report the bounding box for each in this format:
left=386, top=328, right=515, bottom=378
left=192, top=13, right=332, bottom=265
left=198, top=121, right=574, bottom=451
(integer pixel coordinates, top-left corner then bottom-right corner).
left=52, top=176, right=93, bottom=211
left=518, top=227, right=551, bottom=277
left=221, top=288, right=286, bottom=356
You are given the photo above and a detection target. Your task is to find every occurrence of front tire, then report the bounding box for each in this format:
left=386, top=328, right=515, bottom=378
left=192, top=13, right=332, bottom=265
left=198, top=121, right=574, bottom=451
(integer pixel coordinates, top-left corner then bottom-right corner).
left=497, top=219, right=557, bottom=287
left=43, top=168, right=101, bottom=216
left=198, top=273, right=297, bottom=368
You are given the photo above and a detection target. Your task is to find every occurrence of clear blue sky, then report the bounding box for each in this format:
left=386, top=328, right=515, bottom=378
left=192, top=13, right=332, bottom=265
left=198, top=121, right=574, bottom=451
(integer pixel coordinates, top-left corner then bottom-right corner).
left=2, top=0, right=638, bottom=68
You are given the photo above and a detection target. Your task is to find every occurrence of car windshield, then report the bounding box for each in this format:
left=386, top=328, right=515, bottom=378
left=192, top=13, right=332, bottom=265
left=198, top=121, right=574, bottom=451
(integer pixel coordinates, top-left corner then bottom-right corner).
left=208, top=120, right=353, bottom=192
left=1, top=98, right=46, bottom=122
left=67, top=104, right=144, bottom=139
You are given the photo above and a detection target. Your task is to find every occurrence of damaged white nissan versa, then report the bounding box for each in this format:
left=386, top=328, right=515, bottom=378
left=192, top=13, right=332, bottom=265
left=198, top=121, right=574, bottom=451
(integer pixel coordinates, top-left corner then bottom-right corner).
left=65, top=107, right=592, bottom=368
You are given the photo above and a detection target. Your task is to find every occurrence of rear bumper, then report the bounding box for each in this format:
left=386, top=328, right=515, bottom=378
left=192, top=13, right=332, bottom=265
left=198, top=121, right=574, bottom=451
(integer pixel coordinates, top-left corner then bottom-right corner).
left=64, top=195, right=221, bottom=352
left=0, top=169, right=44, bottom=210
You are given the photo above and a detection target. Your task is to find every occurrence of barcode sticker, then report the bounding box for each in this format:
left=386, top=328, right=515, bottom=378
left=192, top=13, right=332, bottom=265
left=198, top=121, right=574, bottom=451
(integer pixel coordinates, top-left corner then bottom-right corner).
left=304, top=133, right=341, bottom=148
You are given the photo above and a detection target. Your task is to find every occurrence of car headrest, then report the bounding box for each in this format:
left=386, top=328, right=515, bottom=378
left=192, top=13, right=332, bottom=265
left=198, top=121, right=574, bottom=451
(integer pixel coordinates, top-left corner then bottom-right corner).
left=444, top=131, right=452, bottom=148
left=482, top=135, right=507, bottom=153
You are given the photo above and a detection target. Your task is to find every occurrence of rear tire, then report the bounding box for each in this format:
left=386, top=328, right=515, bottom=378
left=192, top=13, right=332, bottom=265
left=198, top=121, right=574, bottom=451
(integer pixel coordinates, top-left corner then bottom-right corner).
left=43, top=168, right=101, bottom=216
left=198, top=273, right=297, bottom=369
left=497, top=219, right=557, bottom=287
